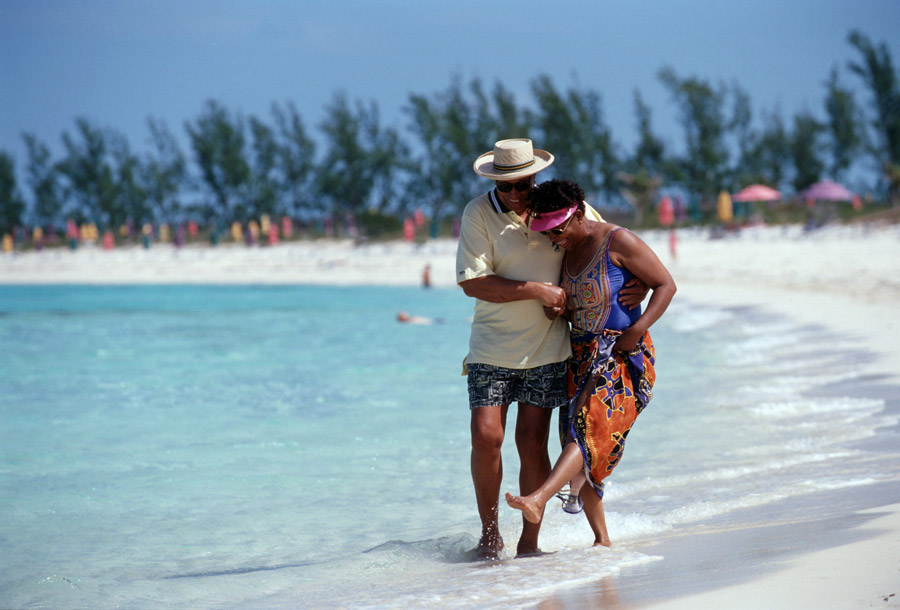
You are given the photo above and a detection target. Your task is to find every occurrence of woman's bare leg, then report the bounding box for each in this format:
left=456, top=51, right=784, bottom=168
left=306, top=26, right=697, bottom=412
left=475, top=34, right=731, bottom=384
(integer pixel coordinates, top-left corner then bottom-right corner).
left=566, top=470, right=586, bottom=502
left=581, top=488, right=611, bottom=547
left=506, top=441, right=584, bottom=523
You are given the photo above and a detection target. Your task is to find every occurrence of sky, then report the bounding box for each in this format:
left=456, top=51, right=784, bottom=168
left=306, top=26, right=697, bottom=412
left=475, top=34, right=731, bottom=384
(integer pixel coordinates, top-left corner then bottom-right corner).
left=2, top=0, right=899, bottom=192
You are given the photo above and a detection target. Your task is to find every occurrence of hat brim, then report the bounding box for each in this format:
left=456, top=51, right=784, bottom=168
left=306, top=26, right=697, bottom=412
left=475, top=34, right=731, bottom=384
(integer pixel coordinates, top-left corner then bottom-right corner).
left=473, top=149, right=555, bottom=181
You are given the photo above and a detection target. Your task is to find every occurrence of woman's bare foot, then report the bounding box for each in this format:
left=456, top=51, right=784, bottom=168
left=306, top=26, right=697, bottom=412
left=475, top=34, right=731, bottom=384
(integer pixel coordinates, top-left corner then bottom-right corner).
left=593, top=538, right=612, bottom=548
left=505, top=492, right=544, bottom=524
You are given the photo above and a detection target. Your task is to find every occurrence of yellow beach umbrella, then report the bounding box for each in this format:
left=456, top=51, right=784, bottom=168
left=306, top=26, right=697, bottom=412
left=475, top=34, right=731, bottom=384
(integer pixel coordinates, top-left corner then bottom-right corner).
left=717, top=190, right=733, bottom=223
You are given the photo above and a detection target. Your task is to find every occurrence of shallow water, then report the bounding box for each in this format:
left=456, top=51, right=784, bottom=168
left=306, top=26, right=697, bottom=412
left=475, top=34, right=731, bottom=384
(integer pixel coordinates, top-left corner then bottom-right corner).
left=1, top=284, right=898, bottom=609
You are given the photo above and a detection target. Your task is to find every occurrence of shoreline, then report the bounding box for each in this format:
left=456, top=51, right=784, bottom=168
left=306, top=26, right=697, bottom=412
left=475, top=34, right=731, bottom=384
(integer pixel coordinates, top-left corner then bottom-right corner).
left=622, top=482, right=900, bottom=609
left=4, top=223, right=900, bottom=609
left=586, top=486, right=900, bottom=610
left=0, top=238, right=461, bottom=287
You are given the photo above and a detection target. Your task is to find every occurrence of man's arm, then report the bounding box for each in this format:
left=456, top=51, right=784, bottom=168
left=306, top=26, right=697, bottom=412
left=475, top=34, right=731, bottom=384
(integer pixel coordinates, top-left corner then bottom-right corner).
left=459, top=275, right=566, bottom=311
left=618, top=278, right=650, bottom=309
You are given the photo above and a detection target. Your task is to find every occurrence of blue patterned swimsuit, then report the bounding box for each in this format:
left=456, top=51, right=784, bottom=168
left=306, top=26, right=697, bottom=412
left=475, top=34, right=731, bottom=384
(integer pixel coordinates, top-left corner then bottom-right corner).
left=564, top=228, right=641, bottom=333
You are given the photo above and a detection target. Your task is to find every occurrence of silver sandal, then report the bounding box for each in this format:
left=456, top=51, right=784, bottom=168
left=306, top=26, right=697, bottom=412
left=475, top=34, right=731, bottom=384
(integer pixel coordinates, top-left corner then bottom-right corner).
left=555, top=490, right=584, bottom=514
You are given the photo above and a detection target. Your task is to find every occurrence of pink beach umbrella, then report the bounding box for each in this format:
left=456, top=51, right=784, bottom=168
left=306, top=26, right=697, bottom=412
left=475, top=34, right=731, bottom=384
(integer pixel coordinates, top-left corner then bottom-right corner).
left=732, top=184, right=781, bottom=202
left=801, top=180, right=854, bottom=202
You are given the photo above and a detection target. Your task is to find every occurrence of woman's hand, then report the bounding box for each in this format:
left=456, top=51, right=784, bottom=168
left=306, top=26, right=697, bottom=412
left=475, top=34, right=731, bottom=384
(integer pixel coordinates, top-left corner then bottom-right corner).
left=614, top=327, right=644, bottom=353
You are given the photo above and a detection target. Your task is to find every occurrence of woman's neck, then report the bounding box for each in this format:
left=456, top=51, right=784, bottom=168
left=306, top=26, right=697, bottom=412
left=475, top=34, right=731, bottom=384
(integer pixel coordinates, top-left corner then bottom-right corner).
left=564, top=220, right=606, bottom=277
left=570, top=219, right=603, bottom=254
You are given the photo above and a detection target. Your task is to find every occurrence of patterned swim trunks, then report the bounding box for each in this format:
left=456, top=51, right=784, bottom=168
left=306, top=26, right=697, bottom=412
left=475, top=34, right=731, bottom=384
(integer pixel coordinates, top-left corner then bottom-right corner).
left=467, top=361, right=568, bottom=409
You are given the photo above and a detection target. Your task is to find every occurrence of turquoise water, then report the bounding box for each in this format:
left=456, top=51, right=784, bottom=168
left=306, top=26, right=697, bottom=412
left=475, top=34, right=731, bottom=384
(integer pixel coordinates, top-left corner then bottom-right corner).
left=2, top=285, right=898, bottom=609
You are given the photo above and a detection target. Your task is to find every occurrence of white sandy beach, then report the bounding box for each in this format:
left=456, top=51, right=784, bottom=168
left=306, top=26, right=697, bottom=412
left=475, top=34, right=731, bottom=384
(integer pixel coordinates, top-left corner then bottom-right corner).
left=3, top=223, right=899, bottom=609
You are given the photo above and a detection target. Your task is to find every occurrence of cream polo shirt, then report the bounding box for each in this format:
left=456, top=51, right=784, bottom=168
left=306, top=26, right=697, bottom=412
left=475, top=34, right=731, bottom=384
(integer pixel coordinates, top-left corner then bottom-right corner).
left=456, top=190, right=570, bottom=371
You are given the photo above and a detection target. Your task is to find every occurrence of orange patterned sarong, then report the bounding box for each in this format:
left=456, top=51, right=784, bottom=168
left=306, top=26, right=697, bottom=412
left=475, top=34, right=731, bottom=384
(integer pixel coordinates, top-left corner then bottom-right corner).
left=560, top=328, right=656, bottom=499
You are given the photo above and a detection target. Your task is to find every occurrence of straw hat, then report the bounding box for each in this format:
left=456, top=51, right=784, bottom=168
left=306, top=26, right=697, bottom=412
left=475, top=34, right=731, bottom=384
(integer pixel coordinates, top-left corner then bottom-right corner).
left=473, top=138, right=554, bottom=181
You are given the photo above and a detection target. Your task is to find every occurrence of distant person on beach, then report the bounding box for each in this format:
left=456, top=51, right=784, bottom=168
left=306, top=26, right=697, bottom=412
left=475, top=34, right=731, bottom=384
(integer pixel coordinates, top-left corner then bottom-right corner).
left=456, top=139, right=646, bottom=560
left=505, top=179, right=676, bottom=548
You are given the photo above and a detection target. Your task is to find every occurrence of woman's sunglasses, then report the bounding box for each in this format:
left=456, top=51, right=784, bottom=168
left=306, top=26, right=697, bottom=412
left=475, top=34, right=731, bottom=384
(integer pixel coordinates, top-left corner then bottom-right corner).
left=495, top=180, right=533, bottom=193
left=540, top=215, right=574, bottom=236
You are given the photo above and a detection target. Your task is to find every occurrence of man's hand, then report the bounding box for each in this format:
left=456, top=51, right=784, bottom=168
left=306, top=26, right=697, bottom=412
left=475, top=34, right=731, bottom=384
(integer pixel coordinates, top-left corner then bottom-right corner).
left=618, top=278, right=649, bottom=309
left=539, top=284, right=567, bottom=320
left=537, top=284, right=567, bottom=312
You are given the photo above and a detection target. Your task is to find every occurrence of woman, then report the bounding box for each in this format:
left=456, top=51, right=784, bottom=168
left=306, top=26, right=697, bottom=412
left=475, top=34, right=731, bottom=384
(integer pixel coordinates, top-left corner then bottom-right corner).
left=505, top=179, right=676, bottom=547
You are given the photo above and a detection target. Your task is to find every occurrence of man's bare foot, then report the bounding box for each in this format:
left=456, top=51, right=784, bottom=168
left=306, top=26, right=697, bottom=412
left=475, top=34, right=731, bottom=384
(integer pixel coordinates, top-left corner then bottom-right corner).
left=505, top=492, right=544, bottom=524
left=467, top=532, right=503, bottom=561
left=592, top=539, right=612, bottom=548
left=516, top=546, right=555, bottom=558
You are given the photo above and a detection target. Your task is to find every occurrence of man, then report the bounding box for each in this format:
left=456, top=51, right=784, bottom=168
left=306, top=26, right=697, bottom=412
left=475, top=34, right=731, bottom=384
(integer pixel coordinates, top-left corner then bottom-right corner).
left=456, top=138, right=573, bottom=560
left=457, top=139, right=642, bottom=559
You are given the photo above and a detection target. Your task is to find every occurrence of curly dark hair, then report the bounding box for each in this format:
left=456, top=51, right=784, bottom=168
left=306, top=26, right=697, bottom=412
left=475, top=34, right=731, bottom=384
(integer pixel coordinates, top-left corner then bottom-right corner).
left=529, top=179, right=586, bottom=218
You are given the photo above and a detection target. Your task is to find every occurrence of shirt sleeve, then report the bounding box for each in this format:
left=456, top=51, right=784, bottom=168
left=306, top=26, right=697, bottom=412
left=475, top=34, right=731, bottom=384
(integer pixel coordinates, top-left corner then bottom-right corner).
left=584, top=202, right=605, bottom=223
left=456, top=203, right=494, bottom=283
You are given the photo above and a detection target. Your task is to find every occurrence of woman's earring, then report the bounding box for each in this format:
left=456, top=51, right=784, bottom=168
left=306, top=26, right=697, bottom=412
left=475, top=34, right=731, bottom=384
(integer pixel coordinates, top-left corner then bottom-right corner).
left=554, top=244, right=560, bottom=252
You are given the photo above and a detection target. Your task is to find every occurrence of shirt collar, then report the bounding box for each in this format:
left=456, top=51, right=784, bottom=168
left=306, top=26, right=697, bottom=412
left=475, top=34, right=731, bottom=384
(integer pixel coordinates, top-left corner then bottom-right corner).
left=488, top=188, right=511, bottom=214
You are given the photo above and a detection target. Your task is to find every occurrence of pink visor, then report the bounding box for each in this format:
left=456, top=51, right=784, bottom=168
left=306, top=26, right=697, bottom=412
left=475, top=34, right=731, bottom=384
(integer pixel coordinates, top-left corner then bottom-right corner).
left=530, top=205, right=577, bottom=232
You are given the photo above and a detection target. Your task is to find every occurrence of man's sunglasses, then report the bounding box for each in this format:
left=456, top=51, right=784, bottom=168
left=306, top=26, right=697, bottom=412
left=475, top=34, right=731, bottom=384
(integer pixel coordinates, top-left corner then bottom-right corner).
left=495, top=180, right=533, bottom=193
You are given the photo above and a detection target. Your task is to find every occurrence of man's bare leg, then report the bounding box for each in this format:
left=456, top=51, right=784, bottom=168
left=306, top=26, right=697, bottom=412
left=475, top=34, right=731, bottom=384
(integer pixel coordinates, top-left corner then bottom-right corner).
left=469, top=404, right=508, bottom=560
left=506, top=441, right=584, bottom=524
left=513, top=403, right=553, bottom=555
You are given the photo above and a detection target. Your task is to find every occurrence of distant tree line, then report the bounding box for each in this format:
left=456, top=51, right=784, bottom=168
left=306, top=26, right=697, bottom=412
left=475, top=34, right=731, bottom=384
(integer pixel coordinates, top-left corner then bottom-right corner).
left=0, top=29, right=897, bottom=239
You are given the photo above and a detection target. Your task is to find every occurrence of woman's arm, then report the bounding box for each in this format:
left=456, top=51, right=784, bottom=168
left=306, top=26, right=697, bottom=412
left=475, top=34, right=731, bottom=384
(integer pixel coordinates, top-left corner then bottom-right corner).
left=608, top=230, right=677, bottom=351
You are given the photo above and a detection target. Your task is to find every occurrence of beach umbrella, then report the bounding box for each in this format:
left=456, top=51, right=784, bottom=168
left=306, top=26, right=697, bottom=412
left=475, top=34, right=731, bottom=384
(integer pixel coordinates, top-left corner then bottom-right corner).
left=717, top=190, right=733, bottom=223
left=657, top=196, right=674, bottom=226
left=281, top=216, right=294, bottom=239
left=801, top=179, right=854, bottom=202
left=732, top=184, right=781, bottom=202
